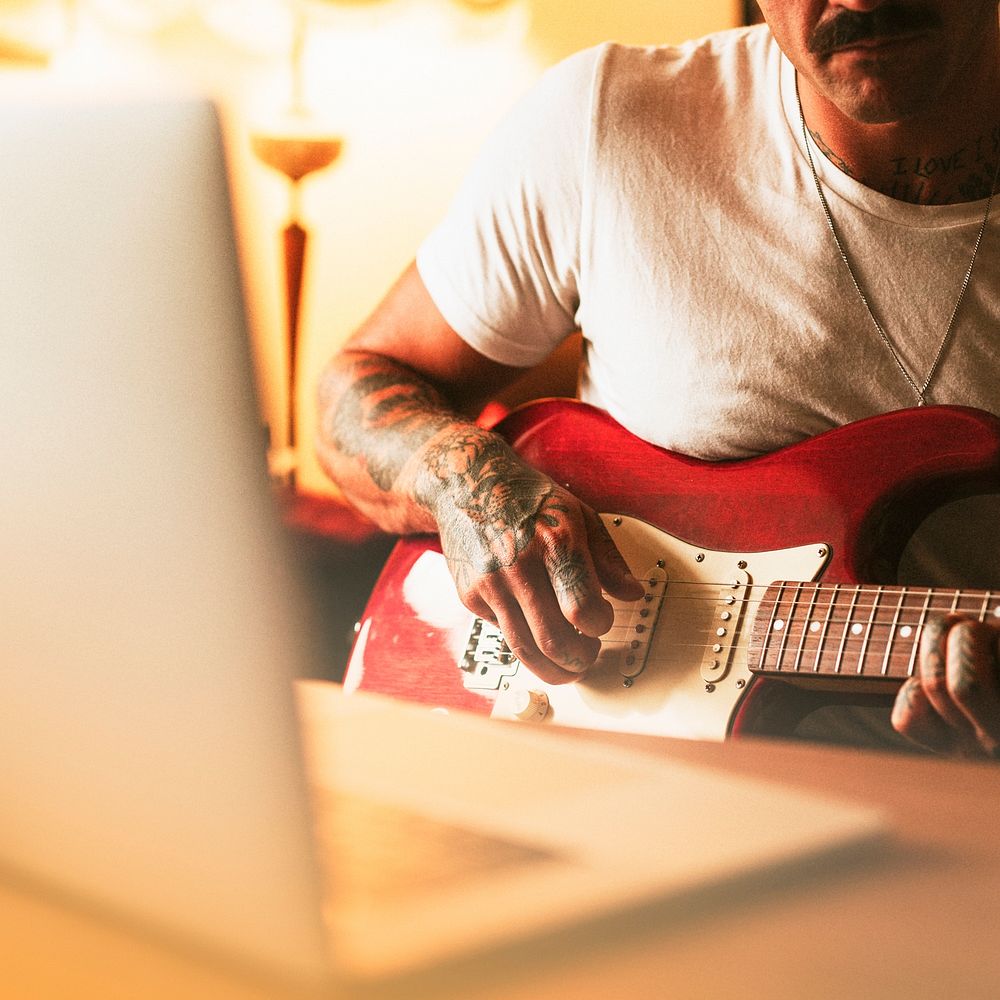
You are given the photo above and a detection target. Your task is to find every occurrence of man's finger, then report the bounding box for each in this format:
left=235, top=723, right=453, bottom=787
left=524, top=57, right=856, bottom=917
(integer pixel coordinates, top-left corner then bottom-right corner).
left=945, top=620, right=1000, bottom=752
left=585, top=509, right=645, bottom=603
left=917, top=612, right=979, bottom=742
left=891, top=676, right=955, bottom=753
left=539, top=530, right=615, bottom=638
left=518, top=560, right=604, bottom=668
left=490, top=592, right=593, bottom=686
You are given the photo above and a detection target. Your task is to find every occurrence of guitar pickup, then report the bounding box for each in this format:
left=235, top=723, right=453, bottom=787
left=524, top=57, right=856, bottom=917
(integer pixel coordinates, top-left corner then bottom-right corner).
left=700, top=569, right=751, bottom=684
left=614, top=562, right=668, bottom=680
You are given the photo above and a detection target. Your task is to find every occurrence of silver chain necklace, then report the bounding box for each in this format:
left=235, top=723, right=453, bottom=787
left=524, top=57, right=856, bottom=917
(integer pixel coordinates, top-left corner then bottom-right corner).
left=796, top=83, right=1000, bottom=406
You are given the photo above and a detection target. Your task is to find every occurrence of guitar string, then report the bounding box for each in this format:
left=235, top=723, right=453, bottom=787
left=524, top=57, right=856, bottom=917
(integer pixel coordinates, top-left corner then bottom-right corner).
left=607, top=651, right=918, bottom=670
left=514, top=597, right=991, bottom=667
left=598, top=583, right=997, bottom=616
left=615, top=649, right=920, bottom=672
left=598, top=603, right=992, bottom=634
left=487, top=609, right=956, bottom=667
left=601, top=619, right=934, bottom=646
left=598, top=585, right=993, bottom=614
left=476, top=586, right=995, bottom=667
left=600, top=620, right=933, bottom=638
left=599, top=632, right=928, bottom=650
left=599, top=605, right=990, bottom=627
left=598, top=604, right=931, bottom=671
left=600, top=591, right=969, bottom=664
left=600, top=578, right=992, bottom=597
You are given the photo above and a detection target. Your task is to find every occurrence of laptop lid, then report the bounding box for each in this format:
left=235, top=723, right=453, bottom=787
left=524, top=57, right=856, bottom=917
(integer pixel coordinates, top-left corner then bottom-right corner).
left=0, top=89, right=332, bottom=987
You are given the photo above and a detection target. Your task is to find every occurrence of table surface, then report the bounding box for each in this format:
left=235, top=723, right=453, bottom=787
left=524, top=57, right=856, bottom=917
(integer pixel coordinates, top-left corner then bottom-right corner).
left=5, top=681, right=1000, bottom=1000
left=300, top=686, right=1000, bottom=1000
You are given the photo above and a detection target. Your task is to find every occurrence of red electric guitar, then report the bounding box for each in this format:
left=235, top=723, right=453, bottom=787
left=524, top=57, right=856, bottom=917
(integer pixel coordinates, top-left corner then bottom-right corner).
left=343, top=400, right=1000, bottom=741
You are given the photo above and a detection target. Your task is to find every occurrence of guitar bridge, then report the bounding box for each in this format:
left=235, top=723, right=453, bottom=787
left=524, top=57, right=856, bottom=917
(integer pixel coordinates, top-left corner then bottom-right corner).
left=459, top=618, right=520, bottom=691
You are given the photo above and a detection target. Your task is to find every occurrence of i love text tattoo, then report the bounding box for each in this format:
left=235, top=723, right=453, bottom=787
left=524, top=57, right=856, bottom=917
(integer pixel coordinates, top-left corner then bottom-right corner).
left=808, top=124, right=1000, bottom=205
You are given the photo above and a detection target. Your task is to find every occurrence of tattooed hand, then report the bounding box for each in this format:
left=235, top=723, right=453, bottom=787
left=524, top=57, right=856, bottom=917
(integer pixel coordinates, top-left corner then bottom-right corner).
left=416, top=428, right=644, bottom=684
left=891, top=613, right=1000, bottom=757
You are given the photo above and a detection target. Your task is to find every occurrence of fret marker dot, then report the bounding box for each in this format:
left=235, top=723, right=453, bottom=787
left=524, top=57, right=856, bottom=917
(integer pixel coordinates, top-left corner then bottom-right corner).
left=994, top=607, right=1000, bottom=618
left=809, top=622, right=821, bottom=633
left=851, top=623, right=863, bottom=636
left=899, top=625, right=913, bottom=638
left=773, top=620, right=785, bottom=632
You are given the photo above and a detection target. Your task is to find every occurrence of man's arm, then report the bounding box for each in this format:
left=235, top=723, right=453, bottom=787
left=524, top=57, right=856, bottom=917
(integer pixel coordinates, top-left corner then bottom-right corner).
left=316, top=263, right=643, bottom=685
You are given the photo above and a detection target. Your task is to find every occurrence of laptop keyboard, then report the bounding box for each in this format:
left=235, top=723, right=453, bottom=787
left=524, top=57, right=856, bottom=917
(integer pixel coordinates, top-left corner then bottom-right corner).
left=318, top=791, right=561, bottom=908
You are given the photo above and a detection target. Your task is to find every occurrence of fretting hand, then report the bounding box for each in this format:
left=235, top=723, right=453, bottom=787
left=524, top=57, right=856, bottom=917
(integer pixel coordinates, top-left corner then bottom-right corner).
left=892, top=613, right=1000, bottom=757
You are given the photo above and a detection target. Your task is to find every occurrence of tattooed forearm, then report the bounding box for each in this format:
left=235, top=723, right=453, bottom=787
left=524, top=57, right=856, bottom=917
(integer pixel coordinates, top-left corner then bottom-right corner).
left=318, top=349, right=602, bottom=632
left=318, top=352, right=459, bottom=492
left=317, top=350, right=570, bottom=566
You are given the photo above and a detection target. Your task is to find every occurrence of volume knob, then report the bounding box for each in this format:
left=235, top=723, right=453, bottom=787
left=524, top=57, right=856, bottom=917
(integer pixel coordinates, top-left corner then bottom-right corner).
left=512, top=689, right=549, bottom=722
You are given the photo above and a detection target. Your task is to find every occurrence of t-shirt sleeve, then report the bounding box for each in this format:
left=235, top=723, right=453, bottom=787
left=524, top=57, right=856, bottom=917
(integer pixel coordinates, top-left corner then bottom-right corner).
left=416, top=46, right=602, bottom=368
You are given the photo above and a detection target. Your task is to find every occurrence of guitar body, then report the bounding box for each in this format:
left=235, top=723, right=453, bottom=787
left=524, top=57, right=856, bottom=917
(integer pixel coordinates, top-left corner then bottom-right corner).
left=343, top=401, right=1000, bottom=740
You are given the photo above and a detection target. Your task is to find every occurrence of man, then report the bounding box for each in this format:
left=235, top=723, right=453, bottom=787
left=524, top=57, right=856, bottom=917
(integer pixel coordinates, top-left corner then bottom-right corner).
left=317, top=1, right=1000, bottom=757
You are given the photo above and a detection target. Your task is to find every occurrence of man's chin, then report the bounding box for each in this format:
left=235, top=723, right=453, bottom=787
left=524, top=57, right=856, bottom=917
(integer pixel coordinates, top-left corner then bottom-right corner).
left=814, top=67, right=936, bottom=125
left=813, top=38, right=944, bottom=123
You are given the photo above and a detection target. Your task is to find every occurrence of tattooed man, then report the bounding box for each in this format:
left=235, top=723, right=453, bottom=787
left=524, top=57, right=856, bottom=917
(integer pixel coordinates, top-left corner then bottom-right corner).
left=318, top=1, right=1000, bottom=757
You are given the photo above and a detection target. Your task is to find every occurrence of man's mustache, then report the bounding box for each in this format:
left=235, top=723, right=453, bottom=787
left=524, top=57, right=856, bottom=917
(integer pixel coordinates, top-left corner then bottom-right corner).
left=808, top=4, right=942, bottom=55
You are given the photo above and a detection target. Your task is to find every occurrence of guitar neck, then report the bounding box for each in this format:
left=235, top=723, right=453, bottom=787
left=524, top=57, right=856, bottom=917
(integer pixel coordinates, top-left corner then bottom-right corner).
left=749, top=582, right=1000, bottom=682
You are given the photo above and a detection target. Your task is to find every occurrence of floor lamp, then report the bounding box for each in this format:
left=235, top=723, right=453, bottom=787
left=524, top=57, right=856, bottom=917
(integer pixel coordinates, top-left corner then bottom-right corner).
left=249, top=8, right=342, bottom=489
left=250, top=129, right=342, bottom=489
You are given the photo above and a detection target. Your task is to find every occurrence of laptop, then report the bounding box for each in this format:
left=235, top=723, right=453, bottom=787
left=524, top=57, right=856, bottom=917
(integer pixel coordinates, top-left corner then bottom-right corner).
left=0, top=85, right=886, bottom=993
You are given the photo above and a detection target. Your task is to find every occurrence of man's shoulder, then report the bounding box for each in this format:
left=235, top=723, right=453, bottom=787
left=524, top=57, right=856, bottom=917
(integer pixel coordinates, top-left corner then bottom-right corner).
left=552, top=24, right=779, bottom=144
left=589, top=23, right=776, bottom=94
left=525, top=24, right=778, bottom=133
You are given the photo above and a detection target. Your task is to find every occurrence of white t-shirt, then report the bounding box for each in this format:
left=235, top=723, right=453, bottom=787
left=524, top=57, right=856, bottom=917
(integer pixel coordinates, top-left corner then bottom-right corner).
left=417, top=25, right=1000, bottom=591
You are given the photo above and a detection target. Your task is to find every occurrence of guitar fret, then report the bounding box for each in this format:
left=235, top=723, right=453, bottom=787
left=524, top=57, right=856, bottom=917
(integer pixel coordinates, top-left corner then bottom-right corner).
left=812, top=583, right=841, bottom=673
left=757, top=581, right=787, bottom=673
left=906, top=589, right=934, bottom=678
left=832, top=585, right=862, bottom=675
left=856, top=586, right=883, bottom=675
left=774, top=582, right=803, bottom=672
left=880, top=587, right=908, bottom=677
left=980, top=590, right=995, bottom=622
left=792, top=581, right=822, bottom=672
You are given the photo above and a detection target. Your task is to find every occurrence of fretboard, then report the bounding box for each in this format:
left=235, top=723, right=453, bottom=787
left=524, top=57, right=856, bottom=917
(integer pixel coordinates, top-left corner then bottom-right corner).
left=749, top=582, right=999, bottom=681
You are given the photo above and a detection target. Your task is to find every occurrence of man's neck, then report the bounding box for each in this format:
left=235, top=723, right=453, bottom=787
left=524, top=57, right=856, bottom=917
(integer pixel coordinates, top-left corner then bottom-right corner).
left=798, top=69, right=1000, bottom=206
